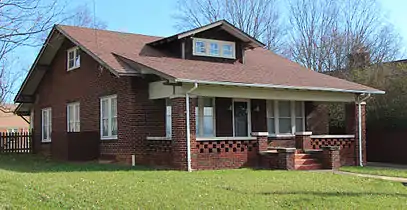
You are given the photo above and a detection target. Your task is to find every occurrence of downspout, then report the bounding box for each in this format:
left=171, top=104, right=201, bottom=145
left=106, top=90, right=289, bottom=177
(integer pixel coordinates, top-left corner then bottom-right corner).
left=357, top=93, right=371, bottom=167
left=186, top=82, right=198, bottom=172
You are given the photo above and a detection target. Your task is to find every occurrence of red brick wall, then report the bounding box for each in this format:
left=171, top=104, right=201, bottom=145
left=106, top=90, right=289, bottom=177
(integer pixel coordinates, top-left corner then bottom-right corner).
left=195, top=139, right=259, bottom=170
left=269, top=137, right=295, bottom=148
left=32, top=38, right=166, bottom=164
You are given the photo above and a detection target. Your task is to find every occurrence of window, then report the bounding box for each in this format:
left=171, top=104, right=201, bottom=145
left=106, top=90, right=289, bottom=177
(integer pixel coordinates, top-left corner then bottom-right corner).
left=209, top=42, right=219, bottom=56
left=100, top=95, right=117, bottom=139
left=165, top=99, right=172, bottom=138
left=67, top=102, right=80, bottom=132
left=222, top=44, right=234, bottom=58
left=195, top=41, right=206, bottom=55
left=41, top=108, right=52, bottom=142
left=193, top=38, right=236, bottom=59
left=267, top=101, right=305, bottom=136
left=196, top=97, right=215, bottom=137
left=67, top=47, right=80, bottom=70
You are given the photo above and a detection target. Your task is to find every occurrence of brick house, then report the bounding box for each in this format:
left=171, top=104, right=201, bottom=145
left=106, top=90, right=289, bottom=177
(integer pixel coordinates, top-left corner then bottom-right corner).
left=14, top=20, right=383, bottom=170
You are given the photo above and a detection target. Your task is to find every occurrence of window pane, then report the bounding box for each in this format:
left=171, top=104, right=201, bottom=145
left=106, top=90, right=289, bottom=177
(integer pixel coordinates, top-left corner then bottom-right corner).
left=102, top=119, right=109, bottom=136
left=279, top=101, right=291, bottom=117
left=203, top=116, right=213, bottom=136
left=267, top=118, right=275, bottom=134
left=279, top=118, right=291, bottom=133
left=296, top=118, right=304, bottom=132
left=195, top=41, right=206, bottom=53
left=101, top=100, right=108, bottom=118
left=195, top=106, right=199, bottom=135
left=223, top=44, right=233, bottom=57
left=75, top=49, right=80, bottom=67
left=68, top=60, right=74, bottom=68
left=111, top=97, right=117, bottom=117
left=209, top=43, right=219, bottom=55
left=111, top=117, right=117, bottom=136
left=68, top=51, right=74, bottom=59
left=268, top=101, right=274, bottom=117
left=295, top=101, right=303, bottom=117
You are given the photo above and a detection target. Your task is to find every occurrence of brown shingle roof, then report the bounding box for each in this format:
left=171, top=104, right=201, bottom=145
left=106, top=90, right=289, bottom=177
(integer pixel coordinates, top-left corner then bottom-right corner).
left=58, top=25, right=382, bottom=94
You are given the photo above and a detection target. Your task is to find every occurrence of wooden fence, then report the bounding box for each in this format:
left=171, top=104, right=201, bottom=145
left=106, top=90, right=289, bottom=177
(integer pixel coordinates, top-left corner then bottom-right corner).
left=0, top=132, right=33, bottom=153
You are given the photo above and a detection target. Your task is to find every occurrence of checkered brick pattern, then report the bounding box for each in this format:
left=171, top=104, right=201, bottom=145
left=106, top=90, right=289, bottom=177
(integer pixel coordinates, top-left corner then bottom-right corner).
left=146, top=140, right=172, bottom=153
left=196, top=140, right=258, bottom=154
left=310, top=138, right=355, bottom=150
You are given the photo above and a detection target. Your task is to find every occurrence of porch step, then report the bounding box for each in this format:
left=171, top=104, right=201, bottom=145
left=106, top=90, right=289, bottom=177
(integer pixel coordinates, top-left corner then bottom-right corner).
left=294, top=153, right=322, bottom=170
left=295, top=158, right=319, bottom=165
left=294, top=154, right=313, bottom=160
left=295, top=163, right=322, bottom=170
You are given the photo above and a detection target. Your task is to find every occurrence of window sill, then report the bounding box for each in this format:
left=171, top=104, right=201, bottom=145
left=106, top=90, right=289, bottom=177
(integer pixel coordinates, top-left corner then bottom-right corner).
left=67, top=66, right=80, bottom=71
left=101, top=136, right=118, bottom=140
left=268, top=134, right=295, bottom=138
left=196, top=136, right=257, bottom=141
left=41, top=140, right=51, bottom=143
left=146, top=136, right=172, bottom=141
left=311, top=135, right=355, bottom=139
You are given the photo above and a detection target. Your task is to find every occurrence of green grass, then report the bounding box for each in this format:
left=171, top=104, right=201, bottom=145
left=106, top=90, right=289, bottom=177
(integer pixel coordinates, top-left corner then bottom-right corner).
left=341, top=166, right=407, bottom=178
left=0, top=155, right=406, bottom=209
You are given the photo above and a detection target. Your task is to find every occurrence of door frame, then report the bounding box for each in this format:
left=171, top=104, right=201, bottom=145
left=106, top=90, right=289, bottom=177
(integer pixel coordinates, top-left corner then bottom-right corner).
left=232, top=98, right=251, bottom=137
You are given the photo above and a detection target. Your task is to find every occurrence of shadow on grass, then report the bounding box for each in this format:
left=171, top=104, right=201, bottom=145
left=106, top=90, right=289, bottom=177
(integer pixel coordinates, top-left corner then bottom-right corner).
left=0, top=154, right=159, bottom=173
left=219, top=186, right=407, bottom=198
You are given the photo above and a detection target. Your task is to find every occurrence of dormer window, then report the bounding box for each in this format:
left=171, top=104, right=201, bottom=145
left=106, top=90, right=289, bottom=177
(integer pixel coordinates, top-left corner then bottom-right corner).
left=193, top=38, right=236, bottom=59
left=209, top=43, right=219, bottom=56
left=67, top=47, right=80, bottom=71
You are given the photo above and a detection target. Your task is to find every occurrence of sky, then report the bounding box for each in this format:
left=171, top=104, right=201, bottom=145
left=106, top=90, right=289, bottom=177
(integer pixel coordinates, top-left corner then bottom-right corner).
left=8, top=0, right=407, bottom=101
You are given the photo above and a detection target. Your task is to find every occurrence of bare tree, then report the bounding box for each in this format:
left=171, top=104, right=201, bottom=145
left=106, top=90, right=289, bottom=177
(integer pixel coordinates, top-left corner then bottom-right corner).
left=286, top=0, right=402, bottom=72
left=174, top=0, right=284, bottom=52
left=63, top=4, right=107, bottom=29
left=0, top=0, right=65, bottom=104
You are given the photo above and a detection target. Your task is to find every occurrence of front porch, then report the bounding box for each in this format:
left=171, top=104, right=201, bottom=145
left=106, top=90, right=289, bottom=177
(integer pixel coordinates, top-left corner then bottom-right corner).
left=146, top=82, right=366, bottom=171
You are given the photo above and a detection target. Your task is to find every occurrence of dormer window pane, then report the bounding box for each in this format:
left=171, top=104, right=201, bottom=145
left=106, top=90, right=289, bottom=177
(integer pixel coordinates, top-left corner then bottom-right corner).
left=209, top=43, right=219, bottom=56
left=195, top=41, right=206, bottom=54
left=222, top=44, right=233, bottom=58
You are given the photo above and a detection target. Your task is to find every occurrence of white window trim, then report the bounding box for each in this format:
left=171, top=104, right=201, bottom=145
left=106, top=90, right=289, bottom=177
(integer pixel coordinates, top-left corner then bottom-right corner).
left=67, top=47, right=80, bottom=71
left=67, top=102, right=80, bottom=132
left=267, top=101, right=305, bottom=136
left=192, top=38, right=236, bottom=59
left=100, top=95, right=118, bottom=140
left=41, top=108, right=52, bottom=142
left=196, top=97, right=216, bottom=137
left=232, top=99, right=252, bottom=137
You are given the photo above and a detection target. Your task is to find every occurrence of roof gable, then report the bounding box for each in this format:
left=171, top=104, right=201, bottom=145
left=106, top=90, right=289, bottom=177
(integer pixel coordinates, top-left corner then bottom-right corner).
left=148, top=20, right=265, bottom=49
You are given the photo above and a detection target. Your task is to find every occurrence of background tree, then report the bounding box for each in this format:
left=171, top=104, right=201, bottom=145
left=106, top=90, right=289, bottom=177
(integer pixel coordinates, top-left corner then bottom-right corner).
left=0, top=1, right=107, bottom=105
left=174, top=0, right=284, bottom=52
left=63, top=4, right=107, bottom=29
left=0, top=0, right=64, bottom=104
left=286, top=0, right=401, bottom=72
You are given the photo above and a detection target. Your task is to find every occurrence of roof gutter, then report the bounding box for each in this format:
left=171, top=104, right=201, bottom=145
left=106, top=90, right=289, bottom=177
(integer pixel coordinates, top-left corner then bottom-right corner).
left=175, top=79, right=385, bottom=95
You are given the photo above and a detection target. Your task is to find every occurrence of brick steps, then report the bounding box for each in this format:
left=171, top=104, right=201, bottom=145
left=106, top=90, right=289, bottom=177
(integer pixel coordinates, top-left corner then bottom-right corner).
left=294, top=153, right=322, bottom=170
left=295, top=163, right=322, bottom=170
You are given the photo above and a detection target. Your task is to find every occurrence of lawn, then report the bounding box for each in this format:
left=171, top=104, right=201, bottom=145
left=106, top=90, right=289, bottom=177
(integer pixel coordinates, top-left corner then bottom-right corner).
left=0, top=155, right=406, bottom=209
left=341, top=166, right=407, bottom=178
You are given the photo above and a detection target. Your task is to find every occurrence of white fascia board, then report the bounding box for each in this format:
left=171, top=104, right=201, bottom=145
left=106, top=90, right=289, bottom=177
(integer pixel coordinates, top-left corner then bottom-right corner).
left=175, top=79, right=385, bottom=95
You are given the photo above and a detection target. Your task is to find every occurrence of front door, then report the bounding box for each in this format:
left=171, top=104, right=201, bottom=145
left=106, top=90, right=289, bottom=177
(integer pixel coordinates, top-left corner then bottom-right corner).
left=233, top=101, right=249, bottom=137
